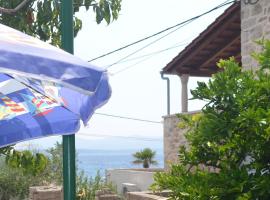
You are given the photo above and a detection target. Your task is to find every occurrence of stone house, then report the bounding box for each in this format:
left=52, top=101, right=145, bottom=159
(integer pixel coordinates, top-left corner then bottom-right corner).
left=162, top=0, right=270, bottom=169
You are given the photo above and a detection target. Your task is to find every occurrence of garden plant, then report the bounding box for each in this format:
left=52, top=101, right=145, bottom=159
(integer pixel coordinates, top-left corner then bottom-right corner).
left=0, top=142, right=112, bottom=200
left=152, top=40, right=270, bottom=200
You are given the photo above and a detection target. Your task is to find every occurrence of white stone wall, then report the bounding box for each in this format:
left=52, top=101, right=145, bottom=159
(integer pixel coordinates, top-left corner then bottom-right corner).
left=106, top=169, right=163, bottom=194
left=241, top=0, right=270, bottom=70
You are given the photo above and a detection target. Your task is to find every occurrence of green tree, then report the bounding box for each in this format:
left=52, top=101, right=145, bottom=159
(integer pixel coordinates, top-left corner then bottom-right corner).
left=152, top=40, right=270, bottom=200
left=0, top=0, right=121, bottom=46
left=132, top=148, right=158, bottom=168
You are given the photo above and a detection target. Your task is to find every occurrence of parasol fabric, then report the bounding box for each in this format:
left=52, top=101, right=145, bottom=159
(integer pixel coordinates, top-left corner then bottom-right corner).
left=0, top=73, right=80, bottom=147
left=0, top=24, right=111, bottom=148
left=0, top=24, right=108, bottom=95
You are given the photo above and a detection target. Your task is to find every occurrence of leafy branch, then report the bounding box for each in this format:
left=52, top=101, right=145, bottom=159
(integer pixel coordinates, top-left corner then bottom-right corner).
left=0, top=0, right=30, bottom=14
left=0, top=0, right=121, bottom=46
left=153, top=40, right=270, bottom=199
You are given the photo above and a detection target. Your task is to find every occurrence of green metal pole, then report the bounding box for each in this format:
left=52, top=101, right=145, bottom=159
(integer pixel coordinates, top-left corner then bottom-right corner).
left=60, top=0, right=76, bottom=199
left=62, top=135, right=76, bottom=200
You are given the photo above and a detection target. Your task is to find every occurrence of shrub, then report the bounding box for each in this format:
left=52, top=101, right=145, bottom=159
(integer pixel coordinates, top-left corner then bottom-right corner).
left=0, top=143, right=111, bottom=200
left=152, top=40, right=270, bottom=199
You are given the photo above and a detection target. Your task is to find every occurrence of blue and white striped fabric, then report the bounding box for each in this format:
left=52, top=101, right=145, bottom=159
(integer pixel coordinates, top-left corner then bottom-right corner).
left=0, top=24, right=106, bottom=95
left=0, top=74, right=80, bottom=147
left=14, top=76, right=111, bottom=125
left=0, top=24, right=111, bottom=148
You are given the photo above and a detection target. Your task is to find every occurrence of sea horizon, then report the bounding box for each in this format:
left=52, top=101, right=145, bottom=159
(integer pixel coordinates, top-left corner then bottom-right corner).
left=15, top=138, right=164, bottom=178
left=77, top=148, right=164, bottom=178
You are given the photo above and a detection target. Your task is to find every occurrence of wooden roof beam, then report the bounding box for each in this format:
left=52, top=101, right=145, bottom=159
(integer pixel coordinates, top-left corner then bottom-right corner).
left=176, top=68, right=218, bottom=77
left=174, top=13, right=240, bottom=68
left=200, top=35, right=240, bottom=69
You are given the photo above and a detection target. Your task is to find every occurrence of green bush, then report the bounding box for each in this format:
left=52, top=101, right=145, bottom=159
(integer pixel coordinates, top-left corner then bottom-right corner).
left=152, top=40, right=270, bottom=200
left=0, top=155, right=49, bottom=200
left=76, top=170, right=117, bottom=200
left=0, top=143, right=111, bottom=200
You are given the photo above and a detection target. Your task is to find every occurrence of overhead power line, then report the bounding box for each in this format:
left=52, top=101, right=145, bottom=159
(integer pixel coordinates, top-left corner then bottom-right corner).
left=111, top=40, right=190, bottom=65
left=88, top=0, right=236, bottom=63
left=94, top=112, right=162, bottom=124
left=105, top=20, right=192, bottom=69
left=105, top=0, right=235, bottom=68
left=110, top=41, right=190, bottom=76
left=78, top=132, right=162, bottom=141
left=111, top=56, right=154, bottom=76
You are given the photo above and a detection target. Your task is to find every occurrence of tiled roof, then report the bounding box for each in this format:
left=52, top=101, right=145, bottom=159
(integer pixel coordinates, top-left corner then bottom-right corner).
left=163, top=2, right=240, bottom=77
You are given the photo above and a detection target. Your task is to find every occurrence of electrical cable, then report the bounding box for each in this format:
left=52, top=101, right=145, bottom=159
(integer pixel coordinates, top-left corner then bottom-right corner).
left=105, top=20, right=193, bottom=69
left=110, top=40, right=190, bottom=65
left=88, top=0, right=236, bottom=63
left=110, top=41, right=190, bottom=75
left=78, top=132, right=162, bottom=141
left=111, top=56, right=155, bottom=76
left=105, top=0, right=236, bottom=69
left=94, top=112, right=162, bottom=124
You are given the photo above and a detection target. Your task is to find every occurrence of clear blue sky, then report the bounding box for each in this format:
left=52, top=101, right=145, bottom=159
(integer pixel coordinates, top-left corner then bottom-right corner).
left=16, top=0, right=232, bottom=150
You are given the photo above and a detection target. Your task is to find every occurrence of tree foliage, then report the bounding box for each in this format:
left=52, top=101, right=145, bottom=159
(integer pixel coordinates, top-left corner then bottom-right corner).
left=152, top=40, right=270, bottom=200
left=0, top=145, right=48, bottom=176
left=0, top=159, right=37, bottom=200
left=132, top=148, right=158, bottom=168
left=0, top=143, right=112, bottom=200
left=0, top=0, right=121, bottom=46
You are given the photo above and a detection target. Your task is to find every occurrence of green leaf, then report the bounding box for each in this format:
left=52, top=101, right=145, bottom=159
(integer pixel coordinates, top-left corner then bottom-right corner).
left=84, top=0, right=92, bottom=10
left=95, top=6, right=103, bottom=24
left=103, top=1, right=111, bottom=24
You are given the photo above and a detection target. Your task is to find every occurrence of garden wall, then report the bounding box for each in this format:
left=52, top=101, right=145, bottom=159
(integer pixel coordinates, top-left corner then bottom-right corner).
left=106, top=168, right=163, bottom=194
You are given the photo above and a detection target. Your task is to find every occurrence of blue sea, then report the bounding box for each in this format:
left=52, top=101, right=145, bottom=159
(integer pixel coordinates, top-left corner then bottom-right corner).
left=77, top=149, right=164, bottom=178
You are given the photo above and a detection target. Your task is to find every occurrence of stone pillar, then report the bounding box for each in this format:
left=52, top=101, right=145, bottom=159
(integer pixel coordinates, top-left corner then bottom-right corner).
left=180, top=74, right=189, bottom=112
left=163, top=115, right=183, bottom=170
left=29, top=186, right=63, bottom=200
left=241, top=0, right=270, bottom=70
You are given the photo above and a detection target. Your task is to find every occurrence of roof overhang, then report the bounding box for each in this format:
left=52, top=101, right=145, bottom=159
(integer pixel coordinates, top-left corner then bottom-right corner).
left=163, top=2, right=240, bottom=77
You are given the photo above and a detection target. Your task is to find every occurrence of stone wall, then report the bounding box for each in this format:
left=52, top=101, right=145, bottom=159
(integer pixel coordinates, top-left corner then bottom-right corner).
left=127, top=191, right=169, bottom=200
left=29, top=186, right=63, bottom=200
left=106, top=169, right=163, bottom=194
left=163, top=111, right=199, bottom=170
left=241, top=0, right=270, bottom=70
left=95, top=189, right=121, bottom=200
